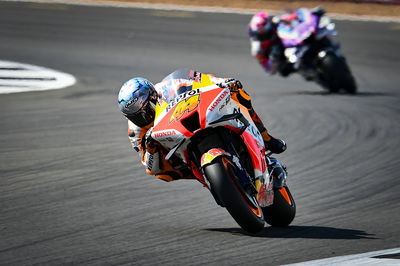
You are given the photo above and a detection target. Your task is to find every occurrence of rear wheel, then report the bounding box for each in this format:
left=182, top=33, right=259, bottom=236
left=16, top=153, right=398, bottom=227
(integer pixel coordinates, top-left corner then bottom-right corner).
left=203, top=156, right=265, bottom=234
left=262, top=186, right=296, bottom=227
left=318, top=53, right=357, bottom=94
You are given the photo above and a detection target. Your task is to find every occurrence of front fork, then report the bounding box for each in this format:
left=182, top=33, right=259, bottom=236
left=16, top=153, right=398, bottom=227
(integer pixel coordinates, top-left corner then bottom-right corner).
left=267, top=157, right=288, bottom=189
left=256, top=156, right=288, bottom=207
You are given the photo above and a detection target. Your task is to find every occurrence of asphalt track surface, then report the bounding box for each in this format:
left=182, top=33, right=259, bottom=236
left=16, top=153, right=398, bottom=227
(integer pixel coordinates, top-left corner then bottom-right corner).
left=0, top=2, right=400, bottom=265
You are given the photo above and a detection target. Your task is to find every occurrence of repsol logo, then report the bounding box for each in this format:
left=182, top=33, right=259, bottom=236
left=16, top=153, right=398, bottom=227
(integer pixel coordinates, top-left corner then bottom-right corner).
left=208, top=90, right=229, bottom=112
left=166, top=89, right=200, bottom=112
left=153, top=130, right=176, bottom=138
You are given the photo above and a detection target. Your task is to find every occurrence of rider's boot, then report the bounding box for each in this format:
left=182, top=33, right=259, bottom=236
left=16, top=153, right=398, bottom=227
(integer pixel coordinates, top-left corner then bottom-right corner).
left=261, top=131, right=287, bottom=154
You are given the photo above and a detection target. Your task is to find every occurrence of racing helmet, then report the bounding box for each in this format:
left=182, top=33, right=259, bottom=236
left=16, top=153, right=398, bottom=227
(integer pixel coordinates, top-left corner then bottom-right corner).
left=248, top=11, right=274, bottom=40
left=117, top=77, right=158, bottom=127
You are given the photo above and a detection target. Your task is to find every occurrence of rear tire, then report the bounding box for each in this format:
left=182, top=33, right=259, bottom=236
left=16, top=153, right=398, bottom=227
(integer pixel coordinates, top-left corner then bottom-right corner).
left=204, top=157, right=265, bottom=234
left=262, top=186, right=296, bottom=227
left=319, top=53, right=357, bottom=94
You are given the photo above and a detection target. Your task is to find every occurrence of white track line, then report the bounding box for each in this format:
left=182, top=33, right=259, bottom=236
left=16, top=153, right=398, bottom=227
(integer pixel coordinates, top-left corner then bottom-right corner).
left=0, top=60, right=76, bottom=94
left=285, top=247, right=400, bottom=266
left=4, top=0, right=400, bottom=23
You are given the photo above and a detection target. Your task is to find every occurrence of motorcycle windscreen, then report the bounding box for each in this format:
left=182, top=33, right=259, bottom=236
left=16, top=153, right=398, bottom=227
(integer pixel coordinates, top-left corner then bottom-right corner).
left=157, top=68, right=203, bottom=103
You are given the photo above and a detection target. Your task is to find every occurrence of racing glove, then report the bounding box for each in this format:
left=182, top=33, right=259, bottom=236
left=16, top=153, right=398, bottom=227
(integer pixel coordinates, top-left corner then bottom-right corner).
left=218, top=78, right=243, bottom=92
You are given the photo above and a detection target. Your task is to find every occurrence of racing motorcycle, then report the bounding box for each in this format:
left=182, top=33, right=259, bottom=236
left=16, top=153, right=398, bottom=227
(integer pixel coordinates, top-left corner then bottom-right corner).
left=148, top=69, right=296, bottom=233
left=275, top=8, right=357, bottom=94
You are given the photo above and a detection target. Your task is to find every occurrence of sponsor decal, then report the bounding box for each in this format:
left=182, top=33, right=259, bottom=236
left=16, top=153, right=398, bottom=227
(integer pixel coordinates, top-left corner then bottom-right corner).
left=218, top=96, right=231, bottom=111
left=169, top=94, right=200, bottom=122
left=166, top=89, right=200, bottom=112
left=125, top=97, right=138, bottom=108
left=153, top=130, right=176, bottom=138
left=146, top=152, right=154, bottom=171
left=257, top=182, right=274, bottom=207
left=249, top=124, right=261, bottom=137
left=200, top=148, right=230, bottom=166
left=189, top=70, right=202, bottom=82
left=208, top=90, right=229, bottom=112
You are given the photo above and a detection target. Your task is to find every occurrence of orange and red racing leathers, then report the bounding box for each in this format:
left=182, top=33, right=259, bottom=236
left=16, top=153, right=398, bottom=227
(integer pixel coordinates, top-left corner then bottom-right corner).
left=126, top=73, right=278, bottom=182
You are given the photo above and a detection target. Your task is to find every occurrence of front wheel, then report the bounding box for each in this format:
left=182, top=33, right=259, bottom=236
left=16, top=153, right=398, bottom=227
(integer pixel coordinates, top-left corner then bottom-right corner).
left=262, top=186, right=296, bottom=227
left=318, top=53, right=357, bottom=94
left=203, top=156, right=265, bottom=234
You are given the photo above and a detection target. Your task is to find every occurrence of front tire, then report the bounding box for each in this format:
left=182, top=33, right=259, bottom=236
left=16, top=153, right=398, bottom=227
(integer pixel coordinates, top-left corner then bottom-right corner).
left=262, top=186, right=296, bottom=227
left=318, top=53, right=357, bottom=94
left=204, top=157, right=265, bottom=234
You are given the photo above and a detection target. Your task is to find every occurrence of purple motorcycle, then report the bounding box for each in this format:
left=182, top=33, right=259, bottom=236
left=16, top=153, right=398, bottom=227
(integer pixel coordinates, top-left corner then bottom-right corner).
left=276, top=8, right=357, bottom=94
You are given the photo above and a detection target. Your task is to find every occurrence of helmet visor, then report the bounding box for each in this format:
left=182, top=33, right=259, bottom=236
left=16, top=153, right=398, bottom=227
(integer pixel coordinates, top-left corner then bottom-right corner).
left=126, top=101, right=155, bottom=127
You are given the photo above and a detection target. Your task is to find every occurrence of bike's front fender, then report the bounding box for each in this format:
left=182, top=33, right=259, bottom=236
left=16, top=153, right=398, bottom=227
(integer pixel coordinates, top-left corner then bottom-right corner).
left=200, top=148, right=230, bottom=167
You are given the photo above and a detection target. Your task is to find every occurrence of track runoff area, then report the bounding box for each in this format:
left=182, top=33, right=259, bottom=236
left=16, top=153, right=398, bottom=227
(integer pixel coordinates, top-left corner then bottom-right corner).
left=2, top=1, right=400, bottom=264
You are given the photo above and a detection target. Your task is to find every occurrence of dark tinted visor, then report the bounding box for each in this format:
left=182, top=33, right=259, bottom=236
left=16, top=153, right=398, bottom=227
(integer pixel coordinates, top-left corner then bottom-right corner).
left=126, top=101, right=155, bottom=127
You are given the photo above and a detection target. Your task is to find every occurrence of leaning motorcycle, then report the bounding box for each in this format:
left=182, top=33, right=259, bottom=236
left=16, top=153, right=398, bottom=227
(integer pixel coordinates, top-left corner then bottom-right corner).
left=275, top=8, right=357, bottom=94
left=149, top=69, right=296, bottom=234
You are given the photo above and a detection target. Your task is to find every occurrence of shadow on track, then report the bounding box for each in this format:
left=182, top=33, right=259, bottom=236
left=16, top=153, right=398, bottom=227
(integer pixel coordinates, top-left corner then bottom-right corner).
left=206, top=225, right=376, bottom=239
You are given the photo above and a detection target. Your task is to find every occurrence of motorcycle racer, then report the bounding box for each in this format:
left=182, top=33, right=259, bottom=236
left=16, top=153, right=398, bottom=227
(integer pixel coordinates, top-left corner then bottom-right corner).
left=117, top=69, right=286, bottom=182
left=249, top=11, right=293, bottom=76
left=249, top=8, right=324, bottom=77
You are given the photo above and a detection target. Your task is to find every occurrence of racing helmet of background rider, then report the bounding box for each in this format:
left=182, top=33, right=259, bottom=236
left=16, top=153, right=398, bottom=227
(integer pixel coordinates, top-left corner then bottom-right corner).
left=117, top=77, right=158, bottom=127
left=248, top=11, right=275, bottom=41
